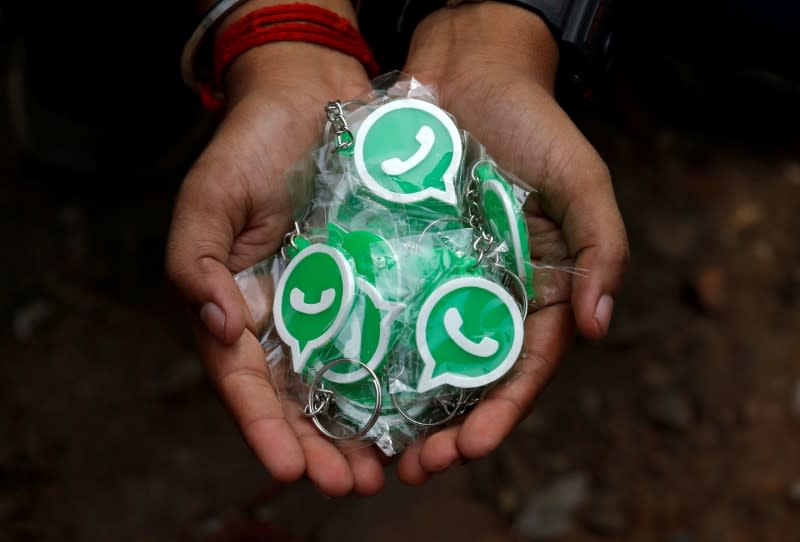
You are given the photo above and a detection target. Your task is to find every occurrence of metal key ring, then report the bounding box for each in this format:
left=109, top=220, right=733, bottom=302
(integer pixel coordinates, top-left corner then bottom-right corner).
left=306, top=358, right=382, bottom=441
left=469, top=158, right=498, bottom=183
left=390, top=385, right=465, bottom=428
left=491, top=264, right=529, bottom=320
left=280, top=221, right=302, bottom=261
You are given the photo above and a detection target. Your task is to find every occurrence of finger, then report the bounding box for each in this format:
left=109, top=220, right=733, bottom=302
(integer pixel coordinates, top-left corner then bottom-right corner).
left=418, top=426, right=462, bottom=475
left=166, top=162, right=250, bottom=345
left=275, top=378, right=355, bottom=497
left=537, top=132, right=628, bottom=340
left=457, top=303, right=574, bottom=459
left=396, top=441, right=430, bottom=486
left=166, top=98, right=297, bottom=345
left=196, top=324, right=306, bottom=483
left=287, top=417, right=355, bottom=498
left=555, top=172, right=628, bottom=341
left=338, top=442, right=386, bottom=496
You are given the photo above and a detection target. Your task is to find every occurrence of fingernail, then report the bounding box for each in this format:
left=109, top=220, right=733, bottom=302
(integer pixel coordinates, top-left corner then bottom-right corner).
left=593, top=294, right=614, bottom=337
left=200, top=302, right=226, bottom=338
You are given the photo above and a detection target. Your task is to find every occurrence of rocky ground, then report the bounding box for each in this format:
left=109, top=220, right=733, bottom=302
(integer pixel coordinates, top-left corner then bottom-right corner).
left=2, top=10, right=800, bottom=542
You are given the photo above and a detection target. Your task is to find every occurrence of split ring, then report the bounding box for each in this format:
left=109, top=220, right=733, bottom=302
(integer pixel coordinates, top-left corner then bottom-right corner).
left=390, top=385, right=465, bottom=428
left=306, top=358, right=382, bottom=440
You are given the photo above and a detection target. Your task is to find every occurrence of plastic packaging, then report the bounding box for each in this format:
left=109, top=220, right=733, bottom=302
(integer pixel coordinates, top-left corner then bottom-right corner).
left=234, top=72, right=575, bottom=455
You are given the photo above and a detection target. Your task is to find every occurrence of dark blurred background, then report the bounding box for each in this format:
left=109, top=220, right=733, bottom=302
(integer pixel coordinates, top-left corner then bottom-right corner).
left=1, top=2, right=799, bottom=541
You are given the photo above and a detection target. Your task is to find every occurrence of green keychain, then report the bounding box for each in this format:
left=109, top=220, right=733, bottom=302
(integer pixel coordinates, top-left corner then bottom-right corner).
left=352, top=98, right=464, bottom=208
left=415, top=274, right=524, bottom=392
left=273, top=242, right=356, bottom=372
left=474, top=161, right=536, bottom=299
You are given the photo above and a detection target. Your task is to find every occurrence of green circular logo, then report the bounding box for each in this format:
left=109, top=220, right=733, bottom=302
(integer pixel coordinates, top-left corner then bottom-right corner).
left=354, top=98, right=463, bottom=205
left=416, top=276, right=524, bottom=392
left=273, top=245, right=355, bottom=372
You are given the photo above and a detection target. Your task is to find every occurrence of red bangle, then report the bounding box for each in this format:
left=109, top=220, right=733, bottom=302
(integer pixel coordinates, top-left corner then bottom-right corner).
left=200, top=3, right=379, bottom=112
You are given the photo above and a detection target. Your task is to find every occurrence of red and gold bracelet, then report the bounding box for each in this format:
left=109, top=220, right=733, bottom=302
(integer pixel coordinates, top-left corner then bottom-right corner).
left=192, top=3, right=379, bottom=112
left=181, top=0, right=253, bottom=94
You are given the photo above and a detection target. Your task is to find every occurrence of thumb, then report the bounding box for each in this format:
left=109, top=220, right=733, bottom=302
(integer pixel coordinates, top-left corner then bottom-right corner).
left=507, top=88, right=629, bottom=340
left=166, top=163, right=249, bottom=345
left=539, top=148, right=629, bottom=341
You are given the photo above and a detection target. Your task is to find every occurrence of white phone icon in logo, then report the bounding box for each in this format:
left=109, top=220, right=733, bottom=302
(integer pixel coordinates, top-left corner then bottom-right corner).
left=381, top=125, right=435, bottom=175
left=290, top=288, right=336, bottom=315
left=443, top=307, right=499, bottom=358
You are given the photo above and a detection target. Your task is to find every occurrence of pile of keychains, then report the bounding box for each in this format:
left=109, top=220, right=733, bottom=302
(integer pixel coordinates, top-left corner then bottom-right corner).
left=269, top=79, right=535, bottom=454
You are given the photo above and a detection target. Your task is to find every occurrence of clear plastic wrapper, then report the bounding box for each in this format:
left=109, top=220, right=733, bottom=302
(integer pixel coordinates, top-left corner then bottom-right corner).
left=233, top=72, right=580, bottom=456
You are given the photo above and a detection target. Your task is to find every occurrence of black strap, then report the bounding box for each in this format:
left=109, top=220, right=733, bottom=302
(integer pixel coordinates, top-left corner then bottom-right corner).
left=496, top=0, right=570, bottom=39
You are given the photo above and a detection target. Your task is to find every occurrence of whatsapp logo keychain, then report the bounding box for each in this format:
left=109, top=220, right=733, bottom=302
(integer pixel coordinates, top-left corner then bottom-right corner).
left=273, top=242, right=356, bottom=371
left=474, top=161, right=535, bottom=298
left=416, top=275, right=524, bottom=392
left=387, top=236, right=526, bottom=425
left=273, top=230, right=386, bottom=440
left=272, top=220, right=408, bottom=438
left=353, top=98, right=463, bottom=206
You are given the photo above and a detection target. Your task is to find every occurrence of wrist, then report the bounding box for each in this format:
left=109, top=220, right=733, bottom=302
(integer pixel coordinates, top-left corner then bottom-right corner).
left=202, top=0, right=369, bottom=108
left=223, top=42, right=368, bottom=108
left=406, top=1, right=559, bottom=93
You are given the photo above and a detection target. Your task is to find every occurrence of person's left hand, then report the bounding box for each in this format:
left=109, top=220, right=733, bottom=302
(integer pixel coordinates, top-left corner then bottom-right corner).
left=395, top=2, right=629, bottom=484
left=165, top=7, right=386, bottom=494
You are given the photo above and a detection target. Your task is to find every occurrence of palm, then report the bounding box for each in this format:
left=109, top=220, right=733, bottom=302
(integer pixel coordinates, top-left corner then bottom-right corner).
left=197, top=96, right=330, bottom=273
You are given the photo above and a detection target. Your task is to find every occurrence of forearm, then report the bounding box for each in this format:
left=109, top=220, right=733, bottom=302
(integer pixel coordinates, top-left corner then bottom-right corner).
left=406, top=1, right=560, bottom=92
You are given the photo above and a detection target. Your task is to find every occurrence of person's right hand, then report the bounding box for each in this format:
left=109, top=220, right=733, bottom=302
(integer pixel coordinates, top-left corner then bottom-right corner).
left=165, top=17, right=386, bottom=495
left=393, top=2, right=629, bottom=484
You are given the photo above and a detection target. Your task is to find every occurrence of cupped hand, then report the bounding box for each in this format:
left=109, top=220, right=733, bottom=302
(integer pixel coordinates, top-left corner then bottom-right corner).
left=165, top=40, right=388, bottom=496
left=396, top=2, right=629, bottom=484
